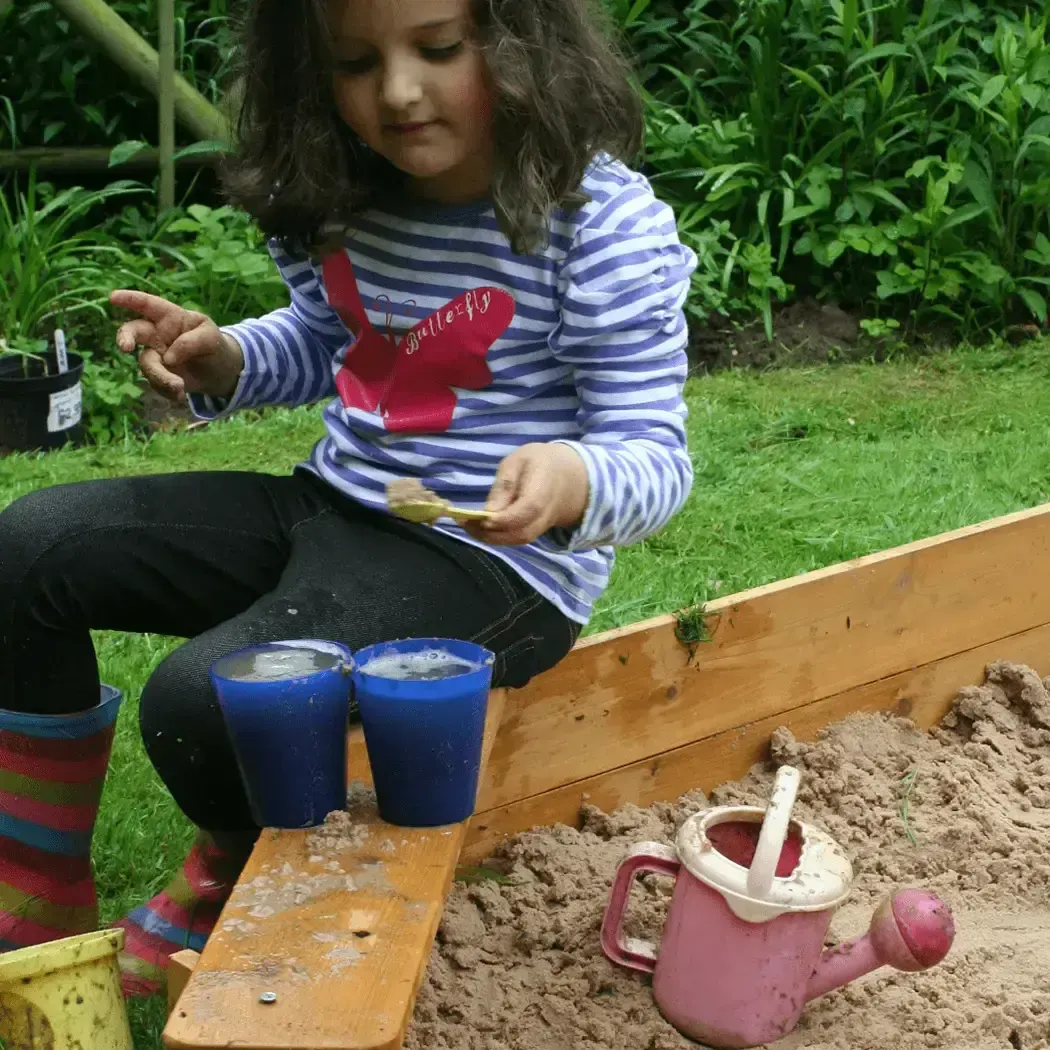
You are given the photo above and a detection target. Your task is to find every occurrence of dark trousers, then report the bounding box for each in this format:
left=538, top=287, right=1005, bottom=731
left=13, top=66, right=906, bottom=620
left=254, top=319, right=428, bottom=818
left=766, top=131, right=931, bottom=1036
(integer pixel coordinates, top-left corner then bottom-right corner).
left=0, top=470, right=578, bottom=830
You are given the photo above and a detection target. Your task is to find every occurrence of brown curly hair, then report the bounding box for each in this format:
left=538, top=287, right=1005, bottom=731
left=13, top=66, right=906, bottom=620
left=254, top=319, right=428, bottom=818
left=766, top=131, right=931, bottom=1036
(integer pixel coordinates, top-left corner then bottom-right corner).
left=220, top=0, right=643, bottom=256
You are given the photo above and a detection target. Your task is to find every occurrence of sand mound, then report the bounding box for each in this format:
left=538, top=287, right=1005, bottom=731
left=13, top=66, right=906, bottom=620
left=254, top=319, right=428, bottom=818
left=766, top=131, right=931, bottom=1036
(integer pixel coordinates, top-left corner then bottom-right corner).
left=406, top=660, right=1050, bottom=1050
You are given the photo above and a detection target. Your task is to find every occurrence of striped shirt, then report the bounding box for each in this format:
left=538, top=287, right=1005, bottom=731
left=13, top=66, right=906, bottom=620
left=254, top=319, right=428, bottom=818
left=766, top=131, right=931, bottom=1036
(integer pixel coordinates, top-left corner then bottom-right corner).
left=194, top=158, right=697, bottom=624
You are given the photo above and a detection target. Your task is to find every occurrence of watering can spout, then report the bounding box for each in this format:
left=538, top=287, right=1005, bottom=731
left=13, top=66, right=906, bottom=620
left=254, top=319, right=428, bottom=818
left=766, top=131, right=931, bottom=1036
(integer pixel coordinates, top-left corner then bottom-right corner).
left=805, top=889, right=955, bottom=1003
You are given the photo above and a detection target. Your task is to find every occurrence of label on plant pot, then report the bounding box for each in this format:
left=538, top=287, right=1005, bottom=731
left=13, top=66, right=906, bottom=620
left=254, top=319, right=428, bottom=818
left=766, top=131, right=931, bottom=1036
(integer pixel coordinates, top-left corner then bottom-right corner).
left=47, top=384, right=82, bottom=433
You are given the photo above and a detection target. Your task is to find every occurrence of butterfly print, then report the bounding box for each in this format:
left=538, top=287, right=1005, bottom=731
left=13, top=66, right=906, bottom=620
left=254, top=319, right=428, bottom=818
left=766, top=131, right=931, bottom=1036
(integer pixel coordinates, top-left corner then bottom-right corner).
left=322, top=252, right=515, bottom=434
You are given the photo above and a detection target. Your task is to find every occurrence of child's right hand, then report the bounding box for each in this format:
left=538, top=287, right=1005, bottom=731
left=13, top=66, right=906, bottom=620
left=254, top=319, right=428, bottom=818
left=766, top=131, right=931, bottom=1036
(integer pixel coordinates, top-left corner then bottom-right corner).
left=110, top=290, right=245, bottom=402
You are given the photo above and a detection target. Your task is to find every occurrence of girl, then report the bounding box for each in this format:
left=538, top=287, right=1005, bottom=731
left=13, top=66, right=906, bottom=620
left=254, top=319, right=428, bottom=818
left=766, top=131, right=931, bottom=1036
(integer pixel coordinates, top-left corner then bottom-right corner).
left=0, top=0, right=696, bottom=996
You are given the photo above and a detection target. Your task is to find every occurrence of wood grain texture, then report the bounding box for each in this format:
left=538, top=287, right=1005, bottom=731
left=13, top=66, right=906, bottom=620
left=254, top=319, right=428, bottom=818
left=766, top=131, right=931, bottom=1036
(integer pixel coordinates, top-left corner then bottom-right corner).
left=163, top=694, right=505, bottom=1050
left=166, top=950, right=200, bottom=1017
left=474, top=501, right=1050, bottom=814
left=462, top=619, right=1050, bottom=862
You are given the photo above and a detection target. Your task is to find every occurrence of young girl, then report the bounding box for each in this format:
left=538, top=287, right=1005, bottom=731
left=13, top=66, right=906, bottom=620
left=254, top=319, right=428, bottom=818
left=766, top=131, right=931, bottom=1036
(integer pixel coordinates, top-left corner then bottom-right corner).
left=0, top=0, right=696, bottom=996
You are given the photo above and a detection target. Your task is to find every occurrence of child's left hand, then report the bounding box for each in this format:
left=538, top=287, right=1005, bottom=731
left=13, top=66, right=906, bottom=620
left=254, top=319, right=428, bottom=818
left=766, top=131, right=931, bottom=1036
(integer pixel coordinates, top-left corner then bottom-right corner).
left=467, top=443, right=590, bottom=547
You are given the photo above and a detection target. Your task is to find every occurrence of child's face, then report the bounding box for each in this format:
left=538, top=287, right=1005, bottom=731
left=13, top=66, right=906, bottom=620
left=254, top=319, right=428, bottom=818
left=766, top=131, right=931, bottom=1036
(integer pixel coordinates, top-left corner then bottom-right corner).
left=329, top=0, right=494, bottom=204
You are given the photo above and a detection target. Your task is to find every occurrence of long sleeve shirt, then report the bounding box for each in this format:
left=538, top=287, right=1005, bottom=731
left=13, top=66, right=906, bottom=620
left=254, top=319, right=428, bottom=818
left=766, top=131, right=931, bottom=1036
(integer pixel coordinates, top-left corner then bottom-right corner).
left=193, top=157, right=698, bottom=624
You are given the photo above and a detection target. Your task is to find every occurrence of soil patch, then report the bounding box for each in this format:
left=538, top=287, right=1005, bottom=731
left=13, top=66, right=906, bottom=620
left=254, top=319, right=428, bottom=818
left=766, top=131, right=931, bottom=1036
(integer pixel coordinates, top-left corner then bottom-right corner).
left=689, top=300, right=894, bottom=373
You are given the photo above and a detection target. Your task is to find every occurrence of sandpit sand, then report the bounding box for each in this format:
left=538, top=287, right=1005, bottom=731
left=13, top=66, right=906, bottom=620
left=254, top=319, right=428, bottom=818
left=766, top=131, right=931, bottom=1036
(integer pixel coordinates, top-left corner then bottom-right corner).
left=406, top=660, right=1050, bottom=1050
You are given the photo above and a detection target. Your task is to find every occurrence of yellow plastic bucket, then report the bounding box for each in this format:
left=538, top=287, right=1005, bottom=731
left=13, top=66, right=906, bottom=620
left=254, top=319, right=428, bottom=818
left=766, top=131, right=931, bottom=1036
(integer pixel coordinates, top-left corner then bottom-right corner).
left=0, top=928, right=132, bottom=1049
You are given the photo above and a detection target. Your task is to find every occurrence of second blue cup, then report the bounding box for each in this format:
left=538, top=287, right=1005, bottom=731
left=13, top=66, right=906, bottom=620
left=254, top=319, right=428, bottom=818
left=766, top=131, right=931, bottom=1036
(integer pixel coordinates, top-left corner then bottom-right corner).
left=210, top=639, right=354, bottom=829
left=352, top=638, right=494, bottom=827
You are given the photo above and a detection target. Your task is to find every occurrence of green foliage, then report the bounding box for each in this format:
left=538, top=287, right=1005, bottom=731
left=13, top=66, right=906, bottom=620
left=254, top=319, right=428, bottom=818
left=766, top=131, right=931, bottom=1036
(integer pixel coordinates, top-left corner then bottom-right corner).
left=4, top=0, right=1050, bottom=412
left=83, top=199, right=287, bottom=438
left=78, top=347, right=150, bottom=444
left=0, top=0, right=233, bottom=150
left=1, top=164, right=287, bottom=441
left=105, top=201, right=289, bottom=325
left=620, top=0, right=1050, bottom=335
left=0, top=168, right=145, bottom=367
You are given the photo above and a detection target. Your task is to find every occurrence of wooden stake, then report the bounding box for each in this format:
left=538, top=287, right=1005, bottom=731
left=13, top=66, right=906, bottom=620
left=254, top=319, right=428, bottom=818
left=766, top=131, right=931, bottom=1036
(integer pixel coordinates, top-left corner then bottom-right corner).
left=49, top=0, right=226, bottom=143
left=0, top=146, right=221, bottom=174
left=157, top=0, right=175, bottom=210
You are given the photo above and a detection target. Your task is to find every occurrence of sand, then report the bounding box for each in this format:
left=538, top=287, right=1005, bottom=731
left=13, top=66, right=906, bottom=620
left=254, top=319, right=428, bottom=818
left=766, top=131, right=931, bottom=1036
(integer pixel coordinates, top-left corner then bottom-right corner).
left=405, top=661, right=1050, bottom=1050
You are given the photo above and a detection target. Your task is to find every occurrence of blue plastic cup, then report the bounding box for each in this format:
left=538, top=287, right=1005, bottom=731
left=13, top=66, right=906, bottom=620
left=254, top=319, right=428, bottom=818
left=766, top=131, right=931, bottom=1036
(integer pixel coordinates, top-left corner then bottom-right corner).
left=352, top=638, right=495, bottom=828
left=209, top=639, right=354, bottom=829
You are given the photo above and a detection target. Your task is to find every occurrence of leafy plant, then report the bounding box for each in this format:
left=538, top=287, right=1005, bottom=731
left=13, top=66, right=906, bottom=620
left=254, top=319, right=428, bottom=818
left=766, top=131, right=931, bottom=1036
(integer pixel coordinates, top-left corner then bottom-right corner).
left=0, top=337, right=50, bottom=379
left=77, top=195, right=284, bottom=439
left=859, top=316, right=901, bottom=339
left=8, top=0, right=1050, bottom=379
left=0, top=0, right=234, bottom=152
left=106, top=201, right=289, bottom=324
left=0, top=160, right=285, bottom=439
left=0, top=169, right=144, bottom=359
left=619, top=0, right=1050, bottom=336
left=70, top=342, right=147, bottom=443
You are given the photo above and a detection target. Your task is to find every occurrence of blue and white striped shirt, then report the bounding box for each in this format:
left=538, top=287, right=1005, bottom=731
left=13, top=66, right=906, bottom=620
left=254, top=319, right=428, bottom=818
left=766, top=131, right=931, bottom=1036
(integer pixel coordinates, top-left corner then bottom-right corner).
left=196, top=158, right=697, bottom=624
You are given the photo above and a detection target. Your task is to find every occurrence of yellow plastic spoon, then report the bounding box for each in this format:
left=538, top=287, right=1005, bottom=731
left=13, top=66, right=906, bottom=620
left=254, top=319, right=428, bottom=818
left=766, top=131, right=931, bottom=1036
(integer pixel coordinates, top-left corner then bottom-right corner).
left=386, top=479, right=495, bottom=527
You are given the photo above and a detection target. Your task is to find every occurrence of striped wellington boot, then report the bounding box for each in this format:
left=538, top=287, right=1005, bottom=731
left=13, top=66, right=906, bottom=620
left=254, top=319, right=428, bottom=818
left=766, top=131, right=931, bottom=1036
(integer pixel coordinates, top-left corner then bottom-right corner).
left=114, top=830, right=250, bottom=998
left=0, top=686, right=122, bottom=951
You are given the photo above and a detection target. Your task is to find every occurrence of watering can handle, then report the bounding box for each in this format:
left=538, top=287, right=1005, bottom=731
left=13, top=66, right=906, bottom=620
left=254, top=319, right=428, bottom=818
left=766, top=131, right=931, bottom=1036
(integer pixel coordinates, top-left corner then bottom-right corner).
left=747, top=765, right=801, bottom=901
left=599, top=842, right=679, bottom=975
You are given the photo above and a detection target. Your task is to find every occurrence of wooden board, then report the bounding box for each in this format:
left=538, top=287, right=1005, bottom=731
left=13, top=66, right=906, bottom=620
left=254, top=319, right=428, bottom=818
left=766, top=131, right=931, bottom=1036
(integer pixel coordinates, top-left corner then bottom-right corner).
left=170, top=499, right=1050, bottom=1049
left=473, top=502, right=1050, bottom=815
left=462, top=618, right=1050, bottom=862
left=167, top=950, right=200, bottom=1017
left=163, top=693, right=505, bottom=1050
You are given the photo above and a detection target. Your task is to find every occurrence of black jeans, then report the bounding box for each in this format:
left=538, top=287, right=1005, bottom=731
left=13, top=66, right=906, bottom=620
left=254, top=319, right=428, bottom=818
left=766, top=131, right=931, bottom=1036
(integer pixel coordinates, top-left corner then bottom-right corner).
left=0, top=470, right=578, bottom=830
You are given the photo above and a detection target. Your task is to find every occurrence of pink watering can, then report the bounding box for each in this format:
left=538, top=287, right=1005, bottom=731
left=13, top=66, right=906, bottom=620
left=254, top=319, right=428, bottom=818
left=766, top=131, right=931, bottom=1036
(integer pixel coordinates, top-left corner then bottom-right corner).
left=600, top=766, right=955, bottom=1048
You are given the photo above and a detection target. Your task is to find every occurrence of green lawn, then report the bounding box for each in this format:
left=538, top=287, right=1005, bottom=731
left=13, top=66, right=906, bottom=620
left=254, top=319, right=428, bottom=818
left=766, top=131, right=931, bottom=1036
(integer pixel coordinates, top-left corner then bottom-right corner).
left=3, top=340, right=1050, bottom=1046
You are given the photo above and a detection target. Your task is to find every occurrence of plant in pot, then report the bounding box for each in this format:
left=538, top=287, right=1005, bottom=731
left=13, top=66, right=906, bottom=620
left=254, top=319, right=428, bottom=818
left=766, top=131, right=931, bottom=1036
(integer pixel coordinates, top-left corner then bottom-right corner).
left=0, top=333, right=85, bottom=452
left=0, top=168, right=144, bottom=452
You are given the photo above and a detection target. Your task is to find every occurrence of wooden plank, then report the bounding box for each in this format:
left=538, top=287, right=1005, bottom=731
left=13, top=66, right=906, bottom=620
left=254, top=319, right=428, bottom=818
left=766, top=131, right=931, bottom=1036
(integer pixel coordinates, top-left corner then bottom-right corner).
left=157, top=0, right=176, bottom=210
left=0, top=147, right=223, bottom=174
left=167, top=950, right=200, bottom=1017
left=164, top=692, right=505, bottom=1050
left=473, top=501, right=1050, bottom=814
left=461, top=618, right=1050, bottom=863
left=49, top=0, right=226, bottom=141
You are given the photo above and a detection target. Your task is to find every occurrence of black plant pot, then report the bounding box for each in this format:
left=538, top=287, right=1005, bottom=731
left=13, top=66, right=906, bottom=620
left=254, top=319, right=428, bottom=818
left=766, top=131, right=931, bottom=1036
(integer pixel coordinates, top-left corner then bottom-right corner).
left=0, top=351, right=85, bottom=452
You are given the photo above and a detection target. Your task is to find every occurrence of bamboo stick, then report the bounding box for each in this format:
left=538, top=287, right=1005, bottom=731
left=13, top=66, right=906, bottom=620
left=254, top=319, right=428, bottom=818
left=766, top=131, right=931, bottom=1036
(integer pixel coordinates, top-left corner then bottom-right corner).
left=157, top=0, right=175, bottom=209
left=0, top=147, right=222, bottom=173
left=48, top=0, right=227, bottom=143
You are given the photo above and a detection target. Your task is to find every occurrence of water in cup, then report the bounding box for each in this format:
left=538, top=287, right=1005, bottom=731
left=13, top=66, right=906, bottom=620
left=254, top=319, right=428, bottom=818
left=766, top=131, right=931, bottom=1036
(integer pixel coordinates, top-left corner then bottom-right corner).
left=216, top=646, right=342, bottom=683
left=352, top=638, right=494, bottom=826
left=358, top=648, right=479, bottom=682
left=210, top=640, right=354, bottom=828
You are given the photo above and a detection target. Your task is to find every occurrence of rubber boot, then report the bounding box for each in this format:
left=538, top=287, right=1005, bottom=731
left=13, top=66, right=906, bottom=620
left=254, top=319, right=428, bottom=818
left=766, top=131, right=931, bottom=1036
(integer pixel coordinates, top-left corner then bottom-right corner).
left=114, top=828, right=255, bottom=998
left=0, top=686, right=122, bottom=950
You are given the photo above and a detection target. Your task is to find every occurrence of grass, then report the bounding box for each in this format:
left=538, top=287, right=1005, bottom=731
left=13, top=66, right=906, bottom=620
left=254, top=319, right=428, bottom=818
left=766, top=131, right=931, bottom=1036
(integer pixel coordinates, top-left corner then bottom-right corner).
left=3, top=339, right=1050, bottom=1046
left=898, top=770, right=921, bottom=847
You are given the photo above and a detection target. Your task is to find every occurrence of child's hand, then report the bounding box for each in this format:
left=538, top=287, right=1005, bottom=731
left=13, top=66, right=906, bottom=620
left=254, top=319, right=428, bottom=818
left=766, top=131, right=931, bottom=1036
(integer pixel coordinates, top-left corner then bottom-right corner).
left=110, top=290, right=245, bottom=402
left=469, top=443, right=590, bottom=546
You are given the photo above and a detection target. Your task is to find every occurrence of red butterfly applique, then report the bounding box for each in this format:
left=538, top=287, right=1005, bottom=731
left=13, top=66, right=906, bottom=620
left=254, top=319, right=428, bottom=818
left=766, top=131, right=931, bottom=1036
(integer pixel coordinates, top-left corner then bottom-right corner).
left=322, top=252, right=515, bottom=434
